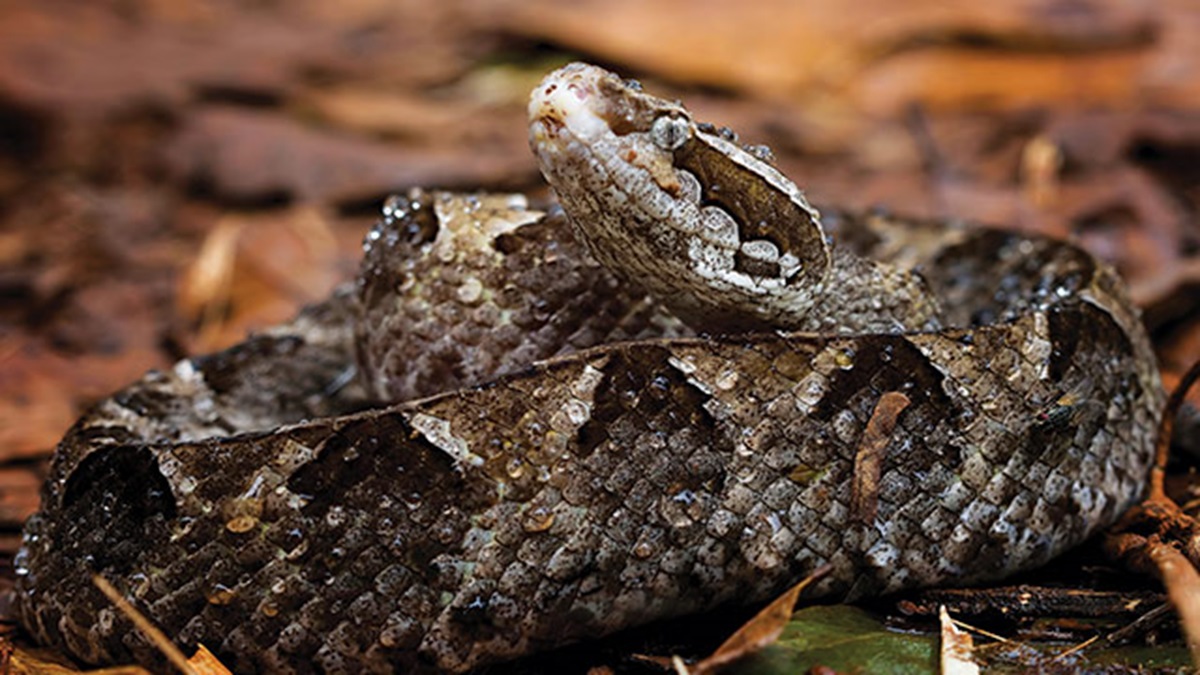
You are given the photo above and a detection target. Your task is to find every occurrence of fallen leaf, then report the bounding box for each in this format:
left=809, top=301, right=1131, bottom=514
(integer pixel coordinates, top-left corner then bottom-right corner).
left=163, top=106, right=535, bottom=205
left=734, top=604, right=936, bottom=674
left=852, top=391, right=910, bottom=524
left=5, top=641, right=150, bottom=674
left=726, top=604, right=1192, bottom=674
left=479, top=0, right=1175, bottom=113
left=186, top=645, right=232, bottom=675
left=92, top=575, right=198, bottom=675
left=938, top=606, right=979, bottom=675
left=635, top=568, right=828, bottom=675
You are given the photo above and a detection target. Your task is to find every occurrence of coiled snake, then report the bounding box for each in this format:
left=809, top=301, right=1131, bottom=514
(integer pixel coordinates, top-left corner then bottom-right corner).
left=14, top=63, right=1162, bottom=673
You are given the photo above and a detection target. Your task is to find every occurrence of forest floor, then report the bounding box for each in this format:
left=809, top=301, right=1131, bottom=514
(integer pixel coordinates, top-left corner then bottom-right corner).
left=2, top=1, right=1200, bottom=672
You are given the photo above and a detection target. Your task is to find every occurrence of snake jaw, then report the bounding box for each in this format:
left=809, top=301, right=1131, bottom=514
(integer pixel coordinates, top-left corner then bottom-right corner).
left=529, top=62, right=681, bottom=195
left=528, top=65, right=608, bottom=145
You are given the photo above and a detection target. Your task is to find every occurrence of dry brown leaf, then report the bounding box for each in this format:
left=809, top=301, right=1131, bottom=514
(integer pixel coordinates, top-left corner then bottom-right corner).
left=178, top=216, right=242, bottom=332
left=1019, top=135, right=1063, bottom=209
left=852, top=391, right=911, bottom=524
left=92, top=575, right=197, bottom=675
left=2, top=638, right=230, bottom=675
left=5, top=642, right=150, bottom=675
left=163, top=107, right=534, bottom=205
left=938, top=606, right=979, bottom=675
left=0, top=3, right=467, bottom=114
left=0, top=336, right=166, bottom=461
left=855, top=50, right=1145, bottom=115
left=656, top=565, right=831, bottom=675
left=176, top=207, right=359, bottom=354
left=480, top=0, right=1179, bottom=112
left=185, top=645, right=232, bottom=675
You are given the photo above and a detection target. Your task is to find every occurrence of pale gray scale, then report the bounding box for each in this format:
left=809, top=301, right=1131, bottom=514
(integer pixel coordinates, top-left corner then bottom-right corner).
left=778, top=252, right=803, bottom=279
left=596, top=145, right=675, bottom=222
left=739, top=240, right=780, bottom=265
left=736, top=239, right=788, bottom=282
left=596, top=182, right=629, bottom=209
left=677, top=169, right=702, bottom=205
left=698, top=206, right=740, bottom=248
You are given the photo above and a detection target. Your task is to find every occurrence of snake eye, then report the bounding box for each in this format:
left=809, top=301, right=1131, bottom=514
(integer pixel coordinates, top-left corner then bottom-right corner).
left=650, top=115, right=691, bottom=151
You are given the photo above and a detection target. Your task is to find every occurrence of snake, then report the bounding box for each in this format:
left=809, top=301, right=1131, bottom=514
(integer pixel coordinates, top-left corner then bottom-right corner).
left=13, top=63, right=1163, bottom=673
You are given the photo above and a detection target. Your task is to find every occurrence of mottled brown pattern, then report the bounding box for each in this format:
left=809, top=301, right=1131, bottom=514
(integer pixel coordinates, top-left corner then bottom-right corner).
left=13, top=63, right=1162, bottom=674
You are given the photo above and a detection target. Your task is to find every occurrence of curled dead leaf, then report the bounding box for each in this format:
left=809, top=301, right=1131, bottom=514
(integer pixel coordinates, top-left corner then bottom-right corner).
left=640, top=565, right=830, bottom=675
left=938, top=606, right=979, bottom=675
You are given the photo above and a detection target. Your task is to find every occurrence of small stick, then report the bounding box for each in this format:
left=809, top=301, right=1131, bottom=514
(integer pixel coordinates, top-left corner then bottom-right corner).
left=92, top=575, right=198, bottom=675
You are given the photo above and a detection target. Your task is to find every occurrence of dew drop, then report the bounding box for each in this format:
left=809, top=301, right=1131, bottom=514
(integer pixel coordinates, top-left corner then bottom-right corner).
left=176, top=476, right=197, bottom=495
left=834, top=349, right=854, bottom=369
left=433, top=523, right=459, bottom=545
left=672, top=489, right=696, bottom=505
left=522, top=506, right=555, bottom=533
left=325, top=506, right=346, bottom=529
left=457, top=277, right=484, bottom=304
left=225, top=515, right=259, bottom=533
left=401, top=491, right=423, bottom=509
left=389, top=534, right=406, bottom=556
left=563, top=399, right=590, bottom=425
left=505, top=457, right=525, bottom=479
left=286, top=540, right=309, bottom=561
left=206, top=584, right=236, bottom=605
left=381, top=194, right=408, bottom=223
left=715, top=370, right=739, bottom=390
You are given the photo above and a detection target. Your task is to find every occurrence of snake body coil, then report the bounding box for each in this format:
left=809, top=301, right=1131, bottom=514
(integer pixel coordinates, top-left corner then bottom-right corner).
left=15, top=64, right=1162, bottom=673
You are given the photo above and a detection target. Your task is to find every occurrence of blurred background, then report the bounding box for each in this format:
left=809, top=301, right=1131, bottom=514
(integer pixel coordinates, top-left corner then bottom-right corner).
left=0, top=0, right=1198, bottom=650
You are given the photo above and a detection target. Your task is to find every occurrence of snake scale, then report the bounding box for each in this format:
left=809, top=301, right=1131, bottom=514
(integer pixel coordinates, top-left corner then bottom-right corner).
left=14, top=63, right=1163, bottom=673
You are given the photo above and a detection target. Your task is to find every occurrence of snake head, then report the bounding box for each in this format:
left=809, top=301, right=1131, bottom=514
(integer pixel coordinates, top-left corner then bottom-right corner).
left=529, top=62, right=831, bottom=332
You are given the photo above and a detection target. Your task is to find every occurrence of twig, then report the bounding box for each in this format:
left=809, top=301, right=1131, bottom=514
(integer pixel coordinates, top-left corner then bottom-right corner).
left=92, top=575, right=197, bottom=675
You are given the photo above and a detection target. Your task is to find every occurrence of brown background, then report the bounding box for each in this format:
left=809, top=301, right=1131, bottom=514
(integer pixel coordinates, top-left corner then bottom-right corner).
left=1, top=0, right=1199, bottom=665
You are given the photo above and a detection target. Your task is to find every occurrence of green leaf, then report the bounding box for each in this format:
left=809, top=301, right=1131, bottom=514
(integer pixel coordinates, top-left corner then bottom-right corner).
left=731, top=605, right=935, bottom=675
left=728, top=604, right=1195, bottom=675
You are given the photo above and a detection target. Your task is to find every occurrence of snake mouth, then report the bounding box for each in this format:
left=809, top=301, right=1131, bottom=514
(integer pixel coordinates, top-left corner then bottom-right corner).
left=528, top=63, right=612, bottom=148
left=528, top=63, right=687, bottom=183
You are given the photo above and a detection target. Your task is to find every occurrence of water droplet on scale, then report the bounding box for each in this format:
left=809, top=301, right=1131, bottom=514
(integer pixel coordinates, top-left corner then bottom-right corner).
left=401, top=491, right=423, bottom=509
left=715, top=370, right=739, bottom=390
left=225, top=515, right=259, bottom=533
left=522, top=506, right=555, bottom=533
left=672, top=489, right=696, bottom=505
left=381, top=195, right=408, bottom=223
left=325, top=506, right=346, bottom=528
left=505, top=457, right=525, bottom=479
left=207, top=584, right=236, bottom=605
left=834, top=349, right=854, bottom=369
